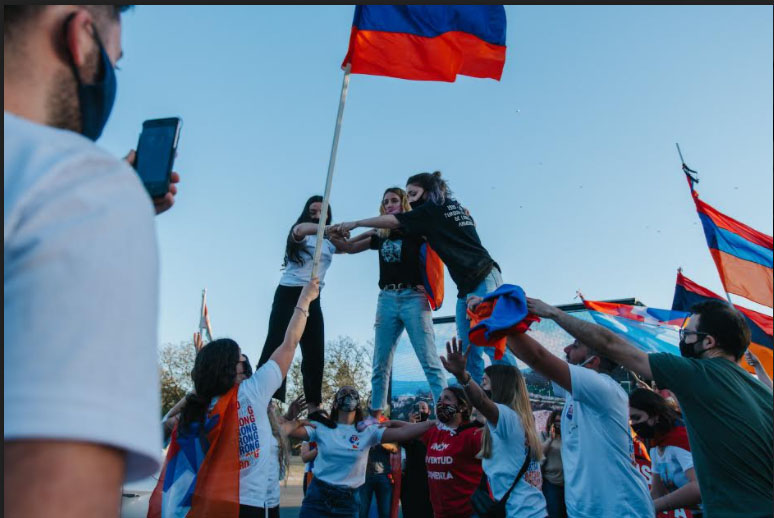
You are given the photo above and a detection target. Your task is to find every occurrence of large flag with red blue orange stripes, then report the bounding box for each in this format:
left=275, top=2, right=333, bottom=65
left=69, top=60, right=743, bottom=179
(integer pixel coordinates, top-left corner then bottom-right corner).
left=672, top=271, right=773, bottom=378
left=683, top=173, right=773, bottom=307
left=148, top=387, right=240, bottom=518
left=342, top=6, right=507, bottom=82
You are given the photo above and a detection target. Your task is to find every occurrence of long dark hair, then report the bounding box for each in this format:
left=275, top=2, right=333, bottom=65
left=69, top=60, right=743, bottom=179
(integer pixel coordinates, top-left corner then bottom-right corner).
left=545, top=409, right=561, bottom=435
left=629, top=388, right=679, bottom=435
left=283, top=195, right=333, bottom=268
left=406, top=171, right=452, bottom=205
left=179, top=338, right=241, bottom=432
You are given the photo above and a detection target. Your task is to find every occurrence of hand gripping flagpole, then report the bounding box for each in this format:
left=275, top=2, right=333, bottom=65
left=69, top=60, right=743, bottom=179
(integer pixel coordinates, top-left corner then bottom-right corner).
left=311, top=64, right=352, bottom=278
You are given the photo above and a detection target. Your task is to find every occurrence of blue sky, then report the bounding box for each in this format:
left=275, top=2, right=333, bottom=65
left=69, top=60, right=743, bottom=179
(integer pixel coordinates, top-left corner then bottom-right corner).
left=99, top=6, right=773, bottom=363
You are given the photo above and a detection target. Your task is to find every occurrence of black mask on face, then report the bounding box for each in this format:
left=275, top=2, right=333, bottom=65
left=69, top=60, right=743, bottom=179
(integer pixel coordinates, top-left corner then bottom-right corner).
left=418, top=411, right=430, bottom=422
left=679, top=337, right=701, bottom=359
left=436, top=403, right=459, bottom=423
left=632, top=421, right=657, bottom=439
left=409, top=198, right=425, bottom=210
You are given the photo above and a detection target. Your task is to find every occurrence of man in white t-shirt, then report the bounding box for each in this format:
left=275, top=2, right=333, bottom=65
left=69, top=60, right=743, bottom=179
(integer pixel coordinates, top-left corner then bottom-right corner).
left=468, top=295, right=653, bottom=517
left=5, top=6, right=179, bottom=517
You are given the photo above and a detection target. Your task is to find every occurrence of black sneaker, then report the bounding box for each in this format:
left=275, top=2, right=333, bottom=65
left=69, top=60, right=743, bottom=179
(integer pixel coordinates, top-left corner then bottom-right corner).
left=307, top=409, right=337, bottom=428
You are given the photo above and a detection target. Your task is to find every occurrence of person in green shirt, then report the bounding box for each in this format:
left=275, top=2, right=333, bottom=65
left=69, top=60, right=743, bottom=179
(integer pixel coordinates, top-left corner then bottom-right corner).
left=520, top=297, right=773, bottom=518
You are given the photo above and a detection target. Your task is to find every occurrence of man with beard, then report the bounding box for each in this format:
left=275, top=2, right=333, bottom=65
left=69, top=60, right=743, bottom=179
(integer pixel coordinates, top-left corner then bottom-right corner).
left=5, top=6, right=178, bottom=517
left=522, top=297, right=773, bottom=518
left=468, top=295, right=653, bottom=518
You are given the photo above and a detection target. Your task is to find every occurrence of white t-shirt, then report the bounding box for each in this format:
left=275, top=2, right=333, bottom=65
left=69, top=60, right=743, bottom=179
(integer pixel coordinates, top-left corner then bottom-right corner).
left=552, top=365, right=653, bottom=518
left=279, top=234, right=336, bottom=287
left=4, top=112, right=161, bottom=482
left=227, top=360, right=283, bottom=507
left=650, top=445, right=694, bottom=492
left=481, top=404, right=547, bottom=518
left=304, top=423, right=385, bottom=488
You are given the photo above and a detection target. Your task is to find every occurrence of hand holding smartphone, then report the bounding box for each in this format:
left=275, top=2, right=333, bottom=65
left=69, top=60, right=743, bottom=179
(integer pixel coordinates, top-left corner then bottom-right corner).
left=134, top=117, right=182, bottom=199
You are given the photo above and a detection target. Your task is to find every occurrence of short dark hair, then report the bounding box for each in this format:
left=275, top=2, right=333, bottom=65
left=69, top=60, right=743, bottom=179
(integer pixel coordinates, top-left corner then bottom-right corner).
left=406, top=171, right=452, bottom=205
left=629, top=388, right=680, bottom=434
left=690, top=300, right=750, bottom=360
left=4, top=5, right=132, bottom=42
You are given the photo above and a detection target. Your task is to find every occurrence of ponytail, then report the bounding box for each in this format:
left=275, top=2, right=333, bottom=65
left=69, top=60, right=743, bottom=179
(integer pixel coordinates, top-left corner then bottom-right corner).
left=406, top=171, right=451, bottom=205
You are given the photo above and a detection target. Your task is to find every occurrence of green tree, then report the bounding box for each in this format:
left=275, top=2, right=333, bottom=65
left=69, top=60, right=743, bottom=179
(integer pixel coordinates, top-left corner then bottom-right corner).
left=159, top=340, right=195, bottom=416
left=286, top=335, right=372, bottom=409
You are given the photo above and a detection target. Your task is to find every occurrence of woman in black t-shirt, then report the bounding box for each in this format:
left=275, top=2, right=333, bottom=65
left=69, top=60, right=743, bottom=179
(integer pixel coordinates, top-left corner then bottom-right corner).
left=333, top=172, right=516, bottom=384
left=345, top=187, right=448, bottom=422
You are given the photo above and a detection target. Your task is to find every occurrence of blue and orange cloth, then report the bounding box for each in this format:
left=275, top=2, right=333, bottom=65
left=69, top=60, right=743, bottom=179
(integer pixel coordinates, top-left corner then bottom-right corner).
left=467, top=284, right=540, bottom=359
left=673, top=271, right=773, bottom=378
left=148, top=387, right=240, bottom=518
left=685, top=173, right=773, bottom=308
left=342, top=6, right=507, bottom=82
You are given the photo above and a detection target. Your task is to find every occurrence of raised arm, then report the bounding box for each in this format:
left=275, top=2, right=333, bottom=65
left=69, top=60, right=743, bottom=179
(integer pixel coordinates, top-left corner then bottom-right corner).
left=745, top=350, right=773, bottom=389
left=506, top=332, right=573, bottom=393
left=440, top=337, right=500, bottom=424
left=527, top=297, right=653, bottom=381
left=335, top=215, right=400, bottom=233
left=269, top=278, right=320, bottom=377
left=381, top=419, right=435, bottom=443
left=291, top=222, right=320, bottom=240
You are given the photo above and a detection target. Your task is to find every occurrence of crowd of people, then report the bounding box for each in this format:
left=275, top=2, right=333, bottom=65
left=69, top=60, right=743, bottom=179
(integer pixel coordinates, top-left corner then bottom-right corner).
left=4, top=5, right=773, bottom=518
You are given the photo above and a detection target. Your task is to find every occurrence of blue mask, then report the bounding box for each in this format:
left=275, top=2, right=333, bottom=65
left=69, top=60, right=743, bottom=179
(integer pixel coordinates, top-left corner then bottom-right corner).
left=70, top=31, right=117, bottom=140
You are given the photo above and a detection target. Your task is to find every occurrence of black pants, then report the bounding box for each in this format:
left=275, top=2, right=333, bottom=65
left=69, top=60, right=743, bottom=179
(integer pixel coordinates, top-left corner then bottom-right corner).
left=258, top=284, right=324, bottom=405
left=239, top=504, right=279, bottom=518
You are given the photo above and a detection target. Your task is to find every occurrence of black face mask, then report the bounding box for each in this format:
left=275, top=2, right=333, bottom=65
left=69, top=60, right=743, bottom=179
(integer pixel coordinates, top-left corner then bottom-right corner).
left=409, top=198, right=426, bottom=210
left=335, top=392, right=359, bottom=412
left=418, top=411, right=430, bottom=422
left=632, top=421, right=657, bottom=439
left=679, top=337, right=701, bottom=359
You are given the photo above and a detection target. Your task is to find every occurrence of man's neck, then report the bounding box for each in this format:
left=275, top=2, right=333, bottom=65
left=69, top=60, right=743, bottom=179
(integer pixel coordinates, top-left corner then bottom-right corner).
left=4, top=77, right=50, bottom=126
left=700, top=348, right=736, bottom=363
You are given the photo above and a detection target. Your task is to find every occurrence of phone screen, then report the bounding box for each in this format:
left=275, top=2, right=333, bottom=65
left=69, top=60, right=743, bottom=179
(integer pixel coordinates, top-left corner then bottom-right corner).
left=137, top=124, right=176, bottom=183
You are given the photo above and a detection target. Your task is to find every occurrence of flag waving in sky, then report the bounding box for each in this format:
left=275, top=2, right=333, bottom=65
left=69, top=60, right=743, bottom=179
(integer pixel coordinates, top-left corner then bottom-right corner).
left=684, top=172, right=773, bottom=307
left=342, top=5, right=507, bottom=82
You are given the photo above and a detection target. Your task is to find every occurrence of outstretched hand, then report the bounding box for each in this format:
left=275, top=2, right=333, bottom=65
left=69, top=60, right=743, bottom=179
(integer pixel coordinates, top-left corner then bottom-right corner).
left=286, top=395, right=308, bottom=421
left=300, top=278, right=320, bottom=304
left=192, top=331, right=204, bottom=354
left=745, top=350, right=760, bottom=367
left=440, top=337, right=469, bottom=379
left=526, top=297, right=560, bottom=319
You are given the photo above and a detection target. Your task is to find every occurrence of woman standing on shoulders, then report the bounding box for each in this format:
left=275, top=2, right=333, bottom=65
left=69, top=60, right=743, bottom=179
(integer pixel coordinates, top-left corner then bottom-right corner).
left=343, top=187, right=448, bottom=422
left=258, top=195, right=352, bottom=417
left=332, top=172, right=515, bottom=384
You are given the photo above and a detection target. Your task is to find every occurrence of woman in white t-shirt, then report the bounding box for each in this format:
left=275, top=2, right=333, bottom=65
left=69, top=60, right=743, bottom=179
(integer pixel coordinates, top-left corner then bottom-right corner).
left=287, top=386, right=435, bottom=518
left=441, top=338, right=548, bottom=518
left=257, top=196, right=355, bottom=417
left=168, top=279, right=318, bottom=518
left=629, top=388, right=702, bottom=515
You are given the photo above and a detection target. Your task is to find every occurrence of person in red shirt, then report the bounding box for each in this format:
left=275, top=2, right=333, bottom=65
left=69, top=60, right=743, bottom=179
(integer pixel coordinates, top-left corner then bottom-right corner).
left=421, top=386, right=483, bottom=518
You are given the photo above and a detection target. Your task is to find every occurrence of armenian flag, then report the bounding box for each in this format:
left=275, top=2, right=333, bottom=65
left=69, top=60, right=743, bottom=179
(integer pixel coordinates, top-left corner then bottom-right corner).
left=581, top=298, right=684, bottom=355
left=672, top=271, right=773, bottom=377
left=342, top=6, right=507, bottom=82
left=148, top=387, right=240, bottom=518
left=419, top=242, right=444, bottom=311
left=468, top=284, right=540, bottom=359
left=684, top=174, right=773, bottom=307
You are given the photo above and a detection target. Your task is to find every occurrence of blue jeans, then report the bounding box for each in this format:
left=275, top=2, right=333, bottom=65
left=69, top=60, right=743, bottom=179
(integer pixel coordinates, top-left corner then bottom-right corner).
left=358, top=473, right=392, bottom=518
left=300, top=478, right=361, bottom=518
left=455, top=267, right=516, bottom=384
left=371, top=289, right=447, bottom=411
left=542, top=479, right=567, bottom=518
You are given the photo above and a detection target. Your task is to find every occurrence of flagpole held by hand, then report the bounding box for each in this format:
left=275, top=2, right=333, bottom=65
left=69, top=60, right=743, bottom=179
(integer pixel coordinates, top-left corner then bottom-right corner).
left=311, top=64, right=352, bottom=278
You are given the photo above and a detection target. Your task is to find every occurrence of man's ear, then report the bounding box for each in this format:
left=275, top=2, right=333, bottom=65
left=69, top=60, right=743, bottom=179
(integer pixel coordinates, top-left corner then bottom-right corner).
left=64, top=9, right=95, bottom=69
left=700, top=334, right=717, bottom=354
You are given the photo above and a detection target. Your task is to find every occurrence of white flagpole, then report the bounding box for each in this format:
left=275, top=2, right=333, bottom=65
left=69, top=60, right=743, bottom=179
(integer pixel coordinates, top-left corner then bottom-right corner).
left=311, top=64, right=352, bottom=278
left=200, top=288, right=213, bottom=342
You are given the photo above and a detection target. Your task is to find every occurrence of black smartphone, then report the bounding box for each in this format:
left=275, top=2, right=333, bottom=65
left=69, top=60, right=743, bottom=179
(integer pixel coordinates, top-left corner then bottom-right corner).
left=134, top=117, right=182, bottom=198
